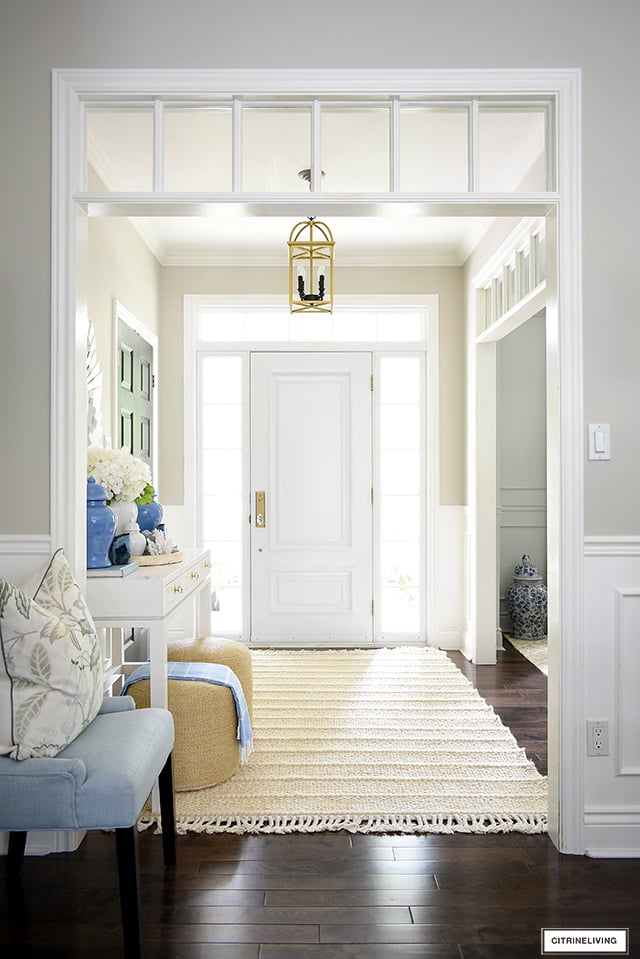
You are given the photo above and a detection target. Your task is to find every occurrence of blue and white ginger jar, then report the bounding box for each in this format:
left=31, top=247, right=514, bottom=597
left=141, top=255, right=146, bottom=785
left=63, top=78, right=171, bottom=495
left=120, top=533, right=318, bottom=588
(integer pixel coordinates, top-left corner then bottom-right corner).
left=505, top=553, right=547, bottom=640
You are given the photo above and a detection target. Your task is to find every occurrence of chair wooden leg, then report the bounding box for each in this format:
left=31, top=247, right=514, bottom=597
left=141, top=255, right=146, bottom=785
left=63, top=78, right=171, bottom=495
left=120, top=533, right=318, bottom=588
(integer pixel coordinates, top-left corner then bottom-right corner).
left=158, top=752, right=177, bottom=866
left=115, top=826, right=142, bottom=959
left=6, top=831, right=27, bottom=874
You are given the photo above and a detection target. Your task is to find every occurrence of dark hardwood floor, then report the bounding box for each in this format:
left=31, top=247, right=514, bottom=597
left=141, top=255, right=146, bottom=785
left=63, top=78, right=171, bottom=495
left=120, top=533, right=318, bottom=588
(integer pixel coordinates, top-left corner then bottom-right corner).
left=3, top=644, right=639, bottom=959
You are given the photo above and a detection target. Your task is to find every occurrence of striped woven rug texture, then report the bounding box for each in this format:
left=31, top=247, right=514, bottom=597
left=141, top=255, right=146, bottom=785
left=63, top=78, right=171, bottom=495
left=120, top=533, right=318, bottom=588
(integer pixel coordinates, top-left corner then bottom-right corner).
left=142, top=646, right=547, bottom=835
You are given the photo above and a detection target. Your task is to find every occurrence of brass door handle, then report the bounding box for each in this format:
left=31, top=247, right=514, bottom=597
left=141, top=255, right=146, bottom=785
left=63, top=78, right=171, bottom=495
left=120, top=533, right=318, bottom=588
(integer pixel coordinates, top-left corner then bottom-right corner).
left=255, top=490, right=266, bottom=528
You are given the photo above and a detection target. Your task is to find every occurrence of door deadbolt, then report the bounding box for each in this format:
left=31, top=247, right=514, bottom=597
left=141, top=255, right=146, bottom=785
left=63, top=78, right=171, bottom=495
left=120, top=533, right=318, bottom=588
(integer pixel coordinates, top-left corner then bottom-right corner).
left=255, top=491, right=266, bottom=528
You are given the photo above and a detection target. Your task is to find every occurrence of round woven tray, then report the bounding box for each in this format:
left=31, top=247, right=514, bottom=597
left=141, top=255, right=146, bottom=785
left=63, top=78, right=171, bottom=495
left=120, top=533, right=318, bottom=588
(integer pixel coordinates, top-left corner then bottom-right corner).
left=136, top=550, right=183, bottom=566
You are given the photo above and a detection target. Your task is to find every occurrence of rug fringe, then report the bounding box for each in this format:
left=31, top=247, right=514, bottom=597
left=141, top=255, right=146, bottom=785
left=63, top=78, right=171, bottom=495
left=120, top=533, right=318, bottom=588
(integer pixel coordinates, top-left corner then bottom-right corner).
left=139, top=811, right=547, bottom=836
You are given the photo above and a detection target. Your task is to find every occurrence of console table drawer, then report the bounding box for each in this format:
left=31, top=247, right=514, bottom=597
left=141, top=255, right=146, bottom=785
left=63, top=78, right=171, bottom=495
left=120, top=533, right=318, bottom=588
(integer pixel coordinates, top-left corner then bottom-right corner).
left=86, top=548, right=211, bottom=621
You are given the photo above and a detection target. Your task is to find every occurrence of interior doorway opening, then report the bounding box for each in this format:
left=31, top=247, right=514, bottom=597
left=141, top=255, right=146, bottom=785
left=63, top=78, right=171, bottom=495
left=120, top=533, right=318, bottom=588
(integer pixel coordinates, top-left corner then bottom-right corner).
left=53, top=67, right=584, bottom=853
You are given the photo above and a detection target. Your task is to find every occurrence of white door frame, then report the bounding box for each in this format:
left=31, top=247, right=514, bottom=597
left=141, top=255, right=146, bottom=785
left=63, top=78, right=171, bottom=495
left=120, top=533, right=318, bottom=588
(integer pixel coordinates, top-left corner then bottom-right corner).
left=51, top=67, right=583, bottom=854
left=183, top=294, right=439, bottom=647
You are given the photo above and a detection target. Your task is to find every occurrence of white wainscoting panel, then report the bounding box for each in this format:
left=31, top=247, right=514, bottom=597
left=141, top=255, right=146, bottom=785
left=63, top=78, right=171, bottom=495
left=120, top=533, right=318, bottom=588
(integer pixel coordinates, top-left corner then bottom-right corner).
left=437, top=506, right=468, bottom=651
left=0, top=535, right=53, bottom=582
left=583, top=538, right=640, bottom=856
left=614, top=588, right=640, bottom=776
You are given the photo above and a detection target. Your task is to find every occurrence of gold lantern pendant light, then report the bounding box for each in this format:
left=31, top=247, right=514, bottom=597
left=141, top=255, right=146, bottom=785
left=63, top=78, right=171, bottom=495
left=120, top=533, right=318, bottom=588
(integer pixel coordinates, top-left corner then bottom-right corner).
left=288, top=217, right=335, bottom=314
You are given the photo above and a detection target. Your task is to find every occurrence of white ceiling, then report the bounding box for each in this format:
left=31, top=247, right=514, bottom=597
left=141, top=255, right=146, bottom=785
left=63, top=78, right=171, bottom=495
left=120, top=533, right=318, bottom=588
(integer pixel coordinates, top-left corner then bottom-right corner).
left=129, top=214, right=496, bottom=267
left=87, top=105, right=546, bottom=267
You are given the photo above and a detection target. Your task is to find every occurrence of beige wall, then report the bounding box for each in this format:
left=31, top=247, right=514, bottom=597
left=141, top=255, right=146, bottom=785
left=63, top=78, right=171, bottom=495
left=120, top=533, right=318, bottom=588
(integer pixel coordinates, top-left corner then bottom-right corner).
left=87, top=217, right=160, bottom=446
left=0, top=0, right=638, bottom=534
left=158, top=265, right=465, bottom=506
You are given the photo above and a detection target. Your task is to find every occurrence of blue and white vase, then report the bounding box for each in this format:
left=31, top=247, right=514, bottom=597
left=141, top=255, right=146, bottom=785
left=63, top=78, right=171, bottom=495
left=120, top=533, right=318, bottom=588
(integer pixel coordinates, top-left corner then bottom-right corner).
left=87, top=477, right=116, bottom=568
left=505, top=553, right=548, bottom=640
left=137, top=495, right=163, bottom=532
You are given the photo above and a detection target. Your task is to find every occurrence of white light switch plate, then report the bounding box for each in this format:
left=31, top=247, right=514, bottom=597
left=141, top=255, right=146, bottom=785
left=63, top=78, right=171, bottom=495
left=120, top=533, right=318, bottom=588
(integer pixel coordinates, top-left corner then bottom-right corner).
left=588, top=423, right=610, bottom=460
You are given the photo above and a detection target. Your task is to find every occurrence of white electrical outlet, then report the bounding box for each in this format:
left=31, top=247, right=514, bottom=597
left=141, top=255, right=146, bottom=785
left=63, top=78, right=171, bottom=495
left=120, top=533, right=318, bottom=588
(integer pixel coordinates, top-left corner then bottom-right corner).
left=587, top=720, right=610, bottom=756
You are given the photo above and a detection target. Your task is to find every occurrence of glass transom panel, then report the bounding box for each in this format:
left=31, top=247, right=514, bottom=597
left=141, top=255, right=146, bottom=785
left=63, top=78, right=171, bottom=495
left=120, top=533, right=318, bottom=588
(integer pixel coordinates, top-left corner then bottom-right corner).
left=242, top=106, right=312, bottom=193
left=164, top=107, right=232, bottom=191
left=399, top=106, right=469, bottom=192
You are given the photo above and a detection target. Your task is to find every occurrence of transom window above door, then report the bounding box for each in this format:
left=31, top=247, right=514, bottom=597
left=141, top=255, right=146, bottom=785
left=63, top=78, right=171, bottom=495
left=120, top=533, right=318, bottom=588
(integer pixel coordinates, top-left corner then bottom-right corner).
left=83, top=95, right=553, bottom=196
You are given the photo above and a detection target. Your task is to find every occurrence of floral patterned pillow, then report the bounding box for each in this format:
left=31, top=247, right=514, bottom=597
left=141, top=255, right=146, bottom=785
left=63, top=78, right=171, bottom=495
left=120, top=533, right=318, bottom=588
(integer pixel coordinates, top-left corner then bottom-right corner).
left=0, top=549, right=103, bottom=760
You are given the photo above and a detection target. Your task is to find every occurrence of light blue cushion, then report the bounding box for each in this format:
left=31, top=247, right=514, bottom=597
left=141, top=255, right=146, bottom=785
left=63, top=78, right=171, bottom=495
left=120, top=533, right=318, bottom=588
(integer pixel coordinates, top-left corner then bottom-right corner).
left=0, top=701, right=174, bottom=831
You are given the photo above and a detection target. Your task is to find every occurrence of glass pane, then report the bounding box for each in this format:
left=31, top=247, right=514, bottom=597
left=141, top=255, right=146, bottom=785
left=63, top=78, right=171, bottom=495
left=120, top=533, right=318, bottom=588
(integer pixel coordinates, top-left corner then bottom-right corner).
left=202, top=494, right=242, bottom=540
left=242, top=106, right=312, bottom=192
left=85, top=107, right=154, bottom=191
left=210, top=586, right=242, bottom=633
left=380, top=587, right=420, bottom=631
left=380, top=405, right=420, bottom=449
left=380, top=451, right=421, bottom=494
left=245, top=312, right=290, bottom=341
left=478, top=107, right=547, bottom=192
left=495, top=276, right=504, bottom=318
left=379, top=357, right=421, bottom=404
left=201, top=403, right=242, bottom=449
left=164, top=107, right=232, bottom=191
left=198, top=311, right=246, bottom=342
left=507, top=264, right=516, bottom=310
left=483, top=286, right=493, bottom=328
left=321, top=107, right=389, bottom=192
left=534, top=233, right=546, bottom=285
left=200, top=355, right=242, bottom=403
left=521, top=248, right=531, bottom=296
left=399, top=107, right=468, bottom=192
left=377, top=312, right=423, bottom=342
left=201, top=450, right=242, bottom=494
left=379, top=496, right=421, bottom=541
left=381, top=541, right=420, bottom=586
left=332, top=311, right=377, bottom=342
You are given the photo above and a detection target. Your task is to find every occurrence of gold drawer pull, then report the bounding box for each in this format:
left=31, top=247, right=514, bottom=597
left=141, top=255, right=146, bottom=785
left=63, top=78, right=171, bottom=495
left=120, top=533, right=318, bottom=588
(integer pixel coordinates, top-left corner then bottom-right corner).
left=172, top=584, right=184, bottom=594
left=203, top=560, right=212, bottom=569
left=190, top=571, right=200, bottom=580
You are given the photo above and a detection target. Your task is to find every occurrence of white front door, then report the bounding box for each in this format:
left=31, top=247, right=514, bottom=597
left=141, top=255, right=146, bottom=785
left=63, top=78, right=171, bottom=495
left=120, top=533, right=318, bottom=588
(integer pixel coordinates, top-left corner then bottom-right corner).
left=250, top=352, right=373, bottom=644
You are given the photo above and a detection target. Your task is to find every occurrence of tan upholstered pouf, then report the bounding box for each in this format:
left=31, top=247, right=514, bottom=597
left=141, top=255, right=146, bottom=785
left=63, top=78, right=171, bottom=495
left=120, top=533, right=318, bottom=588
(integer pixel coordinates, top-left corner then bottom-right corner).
left=167, top=637, right=254, bottom=721
left=126, top=672, right=241, bottom=791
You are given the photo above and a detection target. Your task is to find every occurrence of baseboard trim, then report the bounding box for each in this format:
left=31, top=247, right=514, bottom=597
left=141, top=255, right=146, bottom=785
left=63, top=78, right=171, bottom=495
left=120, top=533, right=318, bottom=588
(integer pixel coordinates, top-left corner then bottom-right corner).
left=438, top=627, right=466, bottom=650
left=583, top=807, right=640, bottom=857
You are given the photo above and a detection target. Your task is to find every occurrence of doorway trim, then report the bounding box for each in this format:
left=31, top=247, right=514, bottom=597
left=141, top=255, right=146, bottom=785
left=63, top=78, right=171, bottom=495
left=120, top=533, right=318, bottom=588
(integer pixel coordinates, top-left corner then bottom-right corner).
left=51, top=67, right=582, bottom=853
left=183, top=293, right=439, bottom=647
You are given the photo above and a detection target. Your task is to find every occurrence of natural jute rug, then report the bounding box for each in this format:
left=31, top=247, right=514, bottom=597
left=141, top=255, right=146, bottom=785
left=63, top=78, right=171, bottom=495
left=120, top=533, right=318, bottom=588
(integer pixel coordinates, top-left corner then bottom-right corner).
left=141, top=646, right=547, bottom=836
left=504, top=635, right=549, bottom=676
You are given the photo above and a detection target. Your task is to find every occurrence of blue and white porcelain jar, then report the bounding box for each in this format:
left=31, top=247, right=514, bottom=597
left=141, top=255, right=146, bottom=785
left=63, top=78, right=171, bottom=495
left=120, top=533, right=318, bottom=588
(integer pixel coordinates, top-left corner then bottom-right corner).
left=86, top=477, right=116, bottom=568
left=505, top=553, right=548, bottom=640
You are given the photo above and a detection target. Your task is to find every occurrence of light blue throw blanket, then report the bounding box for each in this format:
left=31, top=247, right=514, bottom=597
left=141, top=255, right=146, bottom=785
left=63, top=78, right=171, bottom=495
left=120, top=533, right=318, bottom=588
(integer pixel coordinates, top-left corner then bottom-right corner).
left=121, top=661, right=253, bottom=763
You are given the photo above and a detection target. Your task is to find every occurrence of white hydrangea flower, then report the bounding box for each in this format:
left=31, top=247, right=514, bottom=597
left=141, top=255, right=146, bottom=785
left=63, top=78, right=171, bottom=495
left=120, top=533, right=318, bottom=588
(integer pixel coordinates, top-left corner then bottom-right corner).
left=87, top=447, right=152, bottom=502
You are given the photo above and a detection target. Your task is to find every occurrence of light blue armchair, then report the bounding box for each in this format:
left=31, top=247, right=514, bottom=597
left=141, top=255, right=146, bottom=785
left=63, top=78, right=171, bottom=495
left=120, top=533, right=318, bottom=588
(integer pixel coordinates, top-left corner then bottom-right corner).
left=0, top=695, right=176, bottom=959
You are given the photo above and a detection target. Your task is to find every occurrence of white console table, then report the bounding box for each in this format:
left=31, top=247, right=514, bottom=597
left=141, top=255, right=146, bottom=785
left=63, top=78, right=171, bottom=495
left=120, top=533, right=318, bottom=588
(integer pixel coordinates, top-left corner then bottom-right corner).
left=86, top=547, right=212, bottom=710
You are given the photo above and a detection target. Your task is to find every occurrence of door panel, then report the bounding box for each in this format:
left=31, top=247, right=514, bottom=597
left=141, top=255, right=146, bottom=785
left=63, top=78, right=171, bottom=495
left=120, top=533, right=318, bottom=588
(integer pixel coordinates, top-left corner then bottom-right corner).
left=250, top=352, right=372, bottom=643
